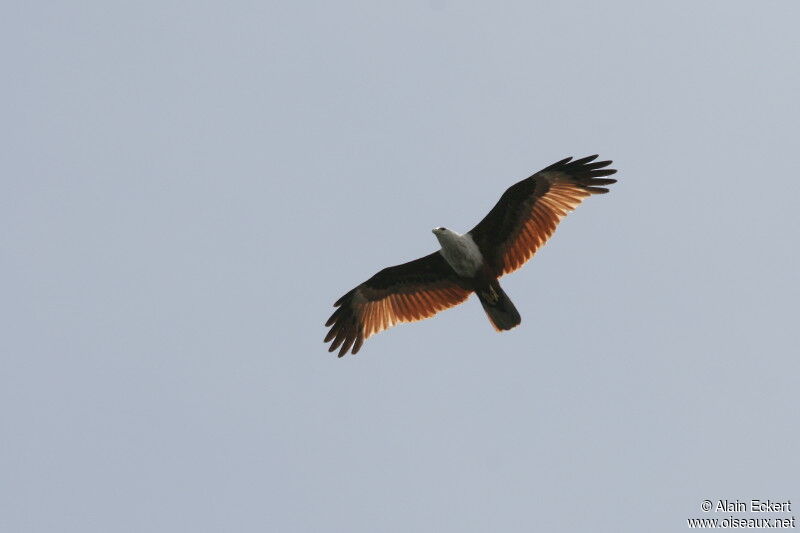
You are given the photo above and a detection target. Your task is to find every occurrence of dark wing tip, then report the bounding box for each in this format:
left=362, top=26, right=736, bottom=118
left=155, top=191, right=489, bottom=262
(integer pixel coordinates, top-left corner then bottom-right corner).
left=350, top=335, right=364, bottom=356
left=590, top=168, right=617, bottom=177
left=338, top=335, right=356, bottom=357
left=542, top=156, right=573, bottom=171
left=571, top=154, right=600, bottom=165
left=590, top=177, right=617, bottom=186
left=333, top=288, right=355, bottom=307
left=543, top=155, right=618, bottom=193
left=325, top=289, right=361, bottom=357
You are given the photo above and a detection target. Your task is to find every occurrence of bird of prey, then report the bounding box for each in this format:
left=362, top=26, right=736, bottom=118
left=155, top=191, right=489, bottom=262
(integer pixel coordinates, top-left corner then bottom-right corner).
left=324, top=155, right=617, bottom=357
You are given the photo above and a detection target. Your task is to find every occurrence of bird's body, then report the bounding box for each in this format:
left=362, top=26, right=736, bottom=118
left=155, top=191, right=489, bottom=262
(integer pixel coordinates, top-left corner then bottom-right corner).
left=325, top=155, right=618, bottom=357
left=432, top=228, right=522, bottom=332
left=432, top=229, right=483, bottom=278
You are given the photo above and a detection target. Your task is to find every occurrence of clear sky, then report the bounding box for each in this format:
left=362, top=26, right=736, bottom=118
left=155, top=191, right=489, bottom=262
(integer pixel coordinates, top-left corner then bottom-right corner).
left=3, top=2, right=798, bottom=532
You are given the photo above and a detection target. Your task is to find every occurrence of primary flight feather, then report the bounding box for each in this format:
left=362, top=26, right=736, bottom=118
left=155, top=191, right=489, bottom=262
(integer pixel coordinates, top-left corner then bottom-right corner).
left=324, top=155, right=618, bottom=357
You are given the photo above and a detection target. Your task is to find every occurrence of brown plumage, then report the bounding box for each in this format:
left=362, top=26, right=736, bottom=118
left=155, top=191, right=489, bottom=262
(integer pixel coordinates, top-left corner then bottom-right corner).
left=325, top=155, right=618, bottom=357
left=324, top=253, right=471, bottom=356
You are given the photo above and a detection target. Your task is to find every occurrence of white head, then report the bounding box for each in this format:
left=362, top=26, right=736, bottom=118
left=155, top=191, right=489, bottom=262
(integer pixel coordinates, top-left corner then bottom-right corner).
left=431, top=226, right=483, bottom=276
left=433, top=226, right=466, bottom=247
left=432, top=226, right=446, bottom=234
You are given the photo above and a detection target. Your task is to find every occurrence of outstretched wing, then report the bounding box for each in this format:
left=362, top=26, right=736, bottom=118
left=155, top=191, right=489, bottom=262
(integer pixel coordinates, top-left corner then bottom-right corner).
left=468, top=155, right=617, bottom=277
left=325, top=252, right=472, bottom=357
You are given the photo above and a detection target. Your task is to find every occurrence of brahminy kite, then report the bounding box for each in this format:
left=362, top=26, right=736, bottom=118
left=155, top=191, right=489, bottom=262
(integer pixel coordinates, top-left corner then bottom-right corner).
left=325, top=155, right=618, bottom=356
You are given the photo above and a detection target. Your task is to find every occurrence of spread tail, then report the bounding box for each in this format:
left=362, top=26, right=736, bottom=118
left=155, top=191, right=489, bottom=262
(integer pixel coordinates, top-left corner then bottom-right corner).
left=477, top=283, right=521, bottom=331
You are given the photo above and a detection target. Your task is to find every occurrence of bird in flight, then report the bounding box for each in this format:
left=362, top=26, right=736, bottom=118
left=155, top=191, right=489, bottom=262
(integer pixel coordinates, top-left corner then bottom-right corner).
left=325, top=155, right=618, bottom=357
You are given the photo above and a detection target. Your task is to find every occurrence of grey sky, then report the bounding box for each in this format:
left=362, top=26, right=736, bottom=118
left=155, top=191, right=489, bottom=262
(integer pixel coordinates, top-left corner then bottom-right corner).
left=2, top=2, right=798, bottom=532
